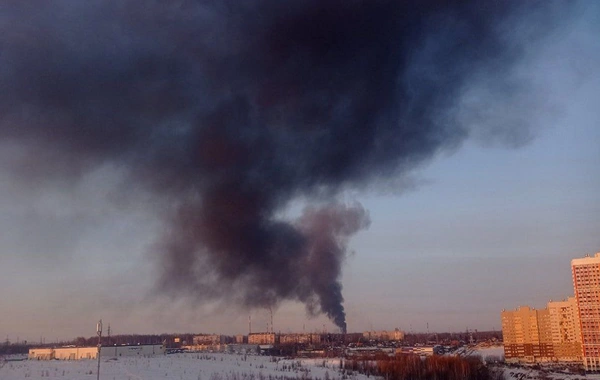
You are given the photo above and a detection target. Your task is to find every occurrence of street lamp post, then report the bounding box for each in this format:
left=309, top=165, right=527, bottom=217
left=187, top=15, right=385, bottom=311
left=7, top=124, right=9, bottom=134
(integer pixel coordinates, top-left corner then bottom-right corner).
left=96, top=320, right=102, bottom=380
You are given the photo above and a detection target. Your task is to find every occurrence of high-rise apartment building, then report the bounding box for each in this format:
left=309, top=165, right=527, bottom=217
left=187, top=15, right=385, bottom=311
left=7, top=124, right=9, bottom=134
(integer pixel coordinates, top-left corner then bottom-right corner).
left=502, top=299, right=583, bottom=363
left=502, top=252, right=600, bottom=369
left=548, top=297, right=582, bottom=362
left=572, top=253, right=600, bottom=372
left=502, top=306, right=544, bottom=362
left=537, top=308, right=555, bottom=359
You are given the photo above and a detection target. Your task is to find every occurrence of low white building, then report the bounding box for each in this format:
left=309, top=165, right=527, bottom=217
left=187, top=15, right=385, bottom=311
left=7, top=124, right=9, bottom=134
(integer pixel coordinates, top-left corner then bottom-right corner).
left=28, top=348, right=55, bottom=360
left=29, top=344, right=165, bottom=360
left=55, top=347, right=98, bottom=360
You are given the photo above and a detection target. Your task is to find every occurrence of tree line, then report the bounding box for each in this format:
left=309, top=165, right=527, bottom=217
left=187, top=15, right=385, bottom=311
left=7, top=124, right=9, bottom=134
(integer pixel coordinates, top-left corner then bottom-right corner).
left=70, top=333, right=198, bottom=347
left=345, top=353, right=504, bottom=380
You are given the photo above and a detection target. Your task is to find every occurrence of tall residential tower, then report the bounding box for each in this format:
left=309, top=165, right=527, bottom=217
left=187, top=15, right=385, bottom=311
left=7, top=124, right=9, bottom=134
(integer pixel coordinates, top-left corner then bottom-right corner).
left=548, top=297, right=582, bottom=362
left=501, top=306, right=544, bottom=362
left=572, top=253, right=600, bottom=372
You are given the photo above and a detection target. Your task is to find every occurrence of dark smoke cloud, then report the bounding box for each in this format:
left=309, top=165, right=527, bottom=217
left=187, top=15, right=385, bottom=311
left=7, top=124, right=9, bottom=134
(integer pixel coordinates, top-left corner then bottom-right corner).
left=0, top=1, right=574, bottom=330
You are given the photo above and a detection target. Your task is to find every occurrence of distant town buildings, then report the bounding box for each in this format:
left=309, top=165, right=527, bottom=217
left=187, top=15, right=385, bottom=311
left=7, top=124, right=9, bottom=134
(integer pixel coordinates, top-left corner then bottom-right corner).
left=193, top=334, right=223, bottom=346
left=173, top=330, right=404, bottom=354
left=362, top=329, right=404, bottom=341
left=502, top=252, right=600, bottom=371
left=185, top=334, right=236, bottom=351
left=279, top=333, right=321, bottom=345
left=248, top=332, right=277, bottom=345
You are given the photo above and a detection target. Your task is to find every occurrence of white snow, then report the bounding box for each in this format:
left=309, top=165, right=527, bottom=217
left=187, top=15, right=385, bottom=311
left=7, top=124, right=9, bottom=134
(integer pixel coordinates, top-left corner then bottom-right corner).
left=468, top=345, right=505, bottom=361
left=0, top=353, right=369, bottom=380
left=5, top=348, right=600, bottom=380
left=462, top=345, right=600, bottom=379
left=500, top=366, right=597, bottom=380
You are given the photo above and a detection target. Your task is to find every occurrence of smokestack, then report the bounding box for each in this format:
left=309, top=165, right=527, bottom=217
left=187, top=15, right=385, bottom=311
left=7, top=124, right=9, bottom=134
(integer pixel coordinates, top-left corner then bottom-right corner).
left=0, top=0, right=587, bottom=330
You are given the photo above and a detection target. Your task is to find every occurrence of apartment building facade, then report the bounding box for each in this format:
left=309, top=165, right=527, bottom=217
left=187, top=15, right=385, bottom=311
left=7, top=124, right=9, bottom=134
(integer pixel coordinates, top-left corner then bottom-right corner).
left=501, top=252, right=600, bottom=369
left=548, top=297, right=582, bottom=362
left=502, top=306, right=545, bottom=362
left=502, top=299, right=582, bottom=363
left=572, top=253, right=600, bottom=372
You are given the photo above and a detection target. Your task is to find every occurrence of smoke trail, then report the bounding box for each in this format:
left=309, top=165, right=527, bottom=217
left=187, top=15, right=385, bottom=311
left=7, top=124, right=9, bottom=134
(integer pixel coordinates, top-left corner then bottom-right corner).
left=0, top=1, right=579, bottom=329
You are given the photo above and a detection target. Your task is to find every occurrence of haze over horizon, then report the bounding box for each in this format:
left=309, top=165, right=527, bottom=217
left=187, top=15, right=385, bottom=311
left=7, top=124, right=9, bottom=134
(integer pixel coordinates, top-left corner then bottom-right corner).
left=0, top=0, right=598, bottom=343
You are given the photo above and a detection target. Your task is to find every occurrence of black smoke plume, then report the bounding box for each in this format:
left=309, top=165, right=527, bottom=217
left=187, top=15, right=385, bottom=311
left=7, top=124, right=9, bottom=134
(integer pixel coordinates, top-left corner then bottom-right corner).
left=0, top=1, right=570, bottom=330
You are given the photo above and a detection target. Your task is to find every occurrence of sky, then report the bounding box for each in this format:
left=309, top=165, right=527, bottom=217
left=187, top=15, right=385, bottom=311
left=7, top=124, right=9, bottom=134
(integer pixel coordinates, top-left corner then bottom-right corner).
left=0, top=1, right=599, bottom=343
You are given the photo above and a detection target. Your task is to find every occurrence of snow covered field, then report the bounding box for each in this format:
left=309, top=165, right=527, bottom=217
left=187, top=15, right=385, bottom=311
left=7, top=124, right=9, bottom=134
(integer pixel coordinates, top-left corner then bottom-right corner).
left=500, top=366, right=599, bottom=380
left=463, top=345, right=600, bottom=379
left=1, top=353, right=369, bottom=380
left=5, top=349, right=600, bottom=380
left=468, top=345, right=505, bottom=361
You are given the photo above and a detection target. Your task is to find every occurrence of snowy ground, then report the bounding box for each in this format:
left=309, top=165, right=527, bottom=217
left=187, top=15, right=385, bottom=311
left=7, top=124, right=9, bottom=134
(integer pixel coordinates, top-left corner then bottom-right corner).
left=464, top=345, right=600, bottom=379
left=466, top=345, right=505, bottom=361
left=0, top=353, right=368, bottom=380
left=499, top=366, right=600, bottom=380
left=5, top=349, right=600, bottom=380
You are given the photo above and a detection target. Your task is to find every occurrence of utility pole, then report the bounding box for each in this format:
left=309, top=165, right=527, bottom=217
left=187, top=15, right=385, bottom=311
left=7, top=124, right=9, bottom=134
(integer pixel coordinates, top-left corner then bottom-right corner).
left=96, top=320, right=102, bottom=380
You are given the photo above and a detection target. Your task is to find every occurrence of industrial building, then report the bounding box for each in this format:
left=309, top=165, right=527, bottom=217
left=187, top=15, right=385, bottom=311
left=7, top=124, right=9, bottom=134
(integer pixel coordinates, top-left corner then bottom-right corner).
left=28, top=344, right=165, bottom=360
left=28, top=348, right=57, bottom=360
